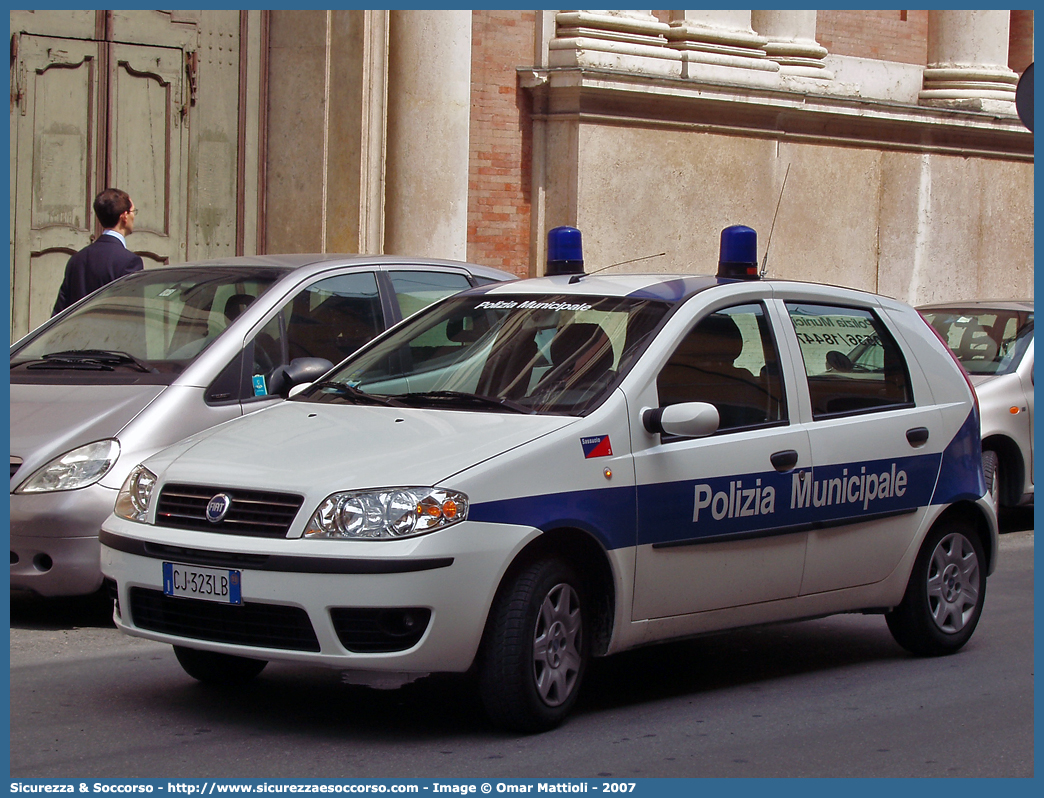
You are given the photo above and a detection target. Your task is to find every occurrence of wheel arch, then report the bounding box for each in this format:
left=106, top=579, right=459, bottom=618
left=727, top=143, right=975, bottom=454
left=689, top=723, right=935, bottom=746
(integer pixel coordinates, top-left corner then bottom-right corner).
left=929, top=500, right=995, bottom=573
left=487, top=526, right=617, bottom=658
left=981, top=434, right=1025, bottom=507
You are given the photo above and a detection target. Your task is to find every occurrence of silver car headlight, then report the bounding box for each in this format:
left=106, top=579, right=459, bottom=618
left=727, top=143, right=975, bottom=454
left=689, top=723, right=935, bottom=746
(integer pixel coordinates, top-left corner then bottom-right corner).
left=114, top=465, right=158, bottom=522
left=304, top=487, right=469, bottom=540
left=16, top=439, right=120, bottom=493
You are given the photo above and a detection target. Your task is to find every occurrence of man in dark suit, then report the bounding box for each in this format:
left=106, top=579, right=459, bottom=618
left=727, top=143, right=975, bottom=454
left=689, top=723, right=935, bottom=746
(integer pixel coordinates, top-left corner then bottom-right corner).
left=51, top=188, right=144, bottom=316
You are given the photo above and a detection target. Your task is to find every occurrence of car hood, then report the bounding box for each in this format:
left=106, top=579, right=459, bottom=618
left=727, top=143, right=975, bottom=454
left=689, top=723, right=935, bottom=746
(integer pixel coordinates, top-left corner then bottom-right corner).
left=969, top=374, right=997, bottom=388
left=968, top=372, right=1022, bottom=394
left=10, top=382, right=164, bottom=469
left=147, top=400, right=578, bottom=493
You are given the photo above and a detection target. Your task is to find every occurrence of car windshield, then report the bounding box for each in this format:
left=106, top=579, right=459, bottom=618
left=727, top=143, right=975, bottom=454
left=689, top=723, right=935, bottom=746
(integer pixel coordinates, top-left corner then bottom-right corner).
left=920, top=307, right=1034, bottom=375
left=11, top=267, right=287, bottom=376
left=301, top=293, right=670, bottom=415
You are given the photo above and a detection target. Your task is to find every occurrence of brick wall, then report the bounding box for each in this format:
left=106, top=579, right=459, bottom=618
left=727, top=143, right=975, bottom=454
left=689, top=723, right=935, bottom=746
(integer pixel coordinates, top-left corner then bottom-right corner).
left=468, top=10, right=534, bottom=277
left=816, top=9, right=928, bottom=65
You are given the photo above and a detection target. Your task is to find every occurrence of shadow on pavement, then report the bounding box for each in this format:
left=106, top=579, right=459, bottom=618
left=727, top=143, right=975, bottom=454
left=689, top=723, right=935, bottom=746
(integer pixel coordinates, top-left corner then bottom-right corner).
left=998, top=505, right=1033, bottom=533
left=10, top=587, right=115, bottom=630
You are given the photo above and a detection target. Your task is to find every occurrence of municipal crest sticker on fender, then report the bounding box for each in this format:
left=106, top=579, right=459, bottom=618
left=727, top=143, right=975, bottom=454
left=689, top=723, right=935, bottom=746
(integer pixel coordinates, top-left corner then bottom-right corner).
left=581, top=435, right=613, bottom=458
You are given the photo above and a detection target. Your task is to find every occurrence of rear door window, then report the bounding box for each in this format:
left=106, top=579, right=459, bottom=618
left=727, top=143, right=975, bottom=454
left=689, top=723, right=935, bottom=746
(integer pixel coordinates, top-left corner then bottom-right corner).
left=785, top=303, right=913, bottom=419
left=388, top=270, right=473, bottom=319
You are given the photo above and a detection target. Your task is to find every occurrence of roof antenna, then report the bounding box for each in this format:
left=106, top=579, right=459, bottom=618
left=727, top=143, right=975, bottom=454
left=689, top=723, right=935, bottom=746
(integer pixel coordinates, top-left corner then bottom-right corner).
left=575, top=251, right=668, bottom=282
left=760, top=163, right=791, bottom=278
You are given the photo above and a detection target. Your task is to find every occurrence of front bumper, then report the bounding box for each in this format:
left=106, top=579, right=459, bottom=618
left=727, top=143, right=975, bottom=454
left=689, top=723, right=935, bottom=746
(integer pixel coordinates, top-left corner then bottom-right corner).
left=100, top=515, right=537, bottom=674
left=9, top=484, right=118, bottom=596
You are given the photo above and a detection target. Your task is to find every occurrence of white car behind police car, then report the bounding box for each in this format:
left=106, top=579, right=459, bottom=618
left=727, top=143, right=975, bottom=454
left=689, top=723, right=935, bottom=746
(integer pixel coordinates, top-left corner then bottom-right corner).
left=101, top=226, right=997, bottom=732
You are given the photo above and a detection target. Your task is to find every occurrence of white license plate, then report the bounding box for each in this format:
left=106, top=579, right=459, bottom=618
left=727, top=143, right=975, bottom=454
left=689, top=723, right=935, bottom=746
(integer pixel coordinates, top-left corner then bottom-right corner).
left=162, top=562, right=242, bottom=605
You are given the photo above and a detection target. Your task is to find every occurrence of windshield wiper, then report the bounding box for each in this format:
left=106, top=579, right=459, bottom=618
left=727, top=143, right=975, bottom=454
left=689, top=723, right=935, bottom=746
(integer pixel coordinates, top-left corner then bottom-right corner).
left=309, top=381, right=405, bottom=407
left=19, top=349, right=154, bottom=372
left=402, top=390, right=535, bottom=414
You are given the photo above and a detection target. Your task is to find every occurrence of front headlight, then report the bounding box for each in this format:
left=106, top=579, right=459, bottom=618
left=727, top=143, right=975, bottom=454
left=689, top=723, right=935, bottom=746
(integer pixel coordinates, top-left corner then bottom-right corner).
left=16, top=439, right=120, bottom=493
left=114, top=465, right=158, bottom=522
left=304, top=487, right=469, bottom=540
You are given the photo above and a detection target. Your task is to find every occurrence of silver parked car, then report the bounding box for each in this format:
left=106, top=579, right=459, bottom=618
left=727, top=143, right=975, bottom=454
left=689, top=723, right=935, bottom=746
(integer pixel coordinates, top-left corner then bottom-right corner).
left=11, top=254, right=514, bottom=597
left=919, top=300, right=1034, bottom=509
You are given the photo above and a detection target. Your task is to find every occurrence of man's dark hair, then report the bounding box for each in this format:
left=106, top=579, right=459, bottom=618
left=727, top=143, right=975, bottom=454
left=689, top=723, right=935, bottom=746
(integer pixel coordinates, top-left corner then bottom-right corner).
left=93, top=188, right=132, bottom=228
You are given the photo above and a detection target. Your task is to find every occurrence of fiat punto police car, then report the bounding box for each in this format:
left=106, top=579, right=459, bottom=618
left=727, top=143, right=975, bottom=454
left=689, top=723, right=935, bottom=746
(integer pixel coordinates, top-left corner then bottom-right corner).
left=101, top=226, right=997, bottom=732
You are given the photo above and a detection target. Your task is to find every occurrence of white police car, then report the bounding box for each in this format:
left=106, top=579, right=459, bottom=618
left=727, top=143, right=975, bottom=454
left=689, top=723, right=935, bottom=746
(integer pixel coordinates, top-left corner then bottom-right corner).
left=101, top=226, right=997, bottom=732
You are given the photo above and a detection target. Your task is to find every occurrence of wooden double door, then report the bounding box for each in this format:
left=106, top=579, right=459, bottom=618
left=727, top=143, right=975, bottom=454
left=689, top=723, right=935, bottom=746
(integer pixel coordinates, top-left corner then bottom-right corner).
left=10, top=12, right=197, bottom=338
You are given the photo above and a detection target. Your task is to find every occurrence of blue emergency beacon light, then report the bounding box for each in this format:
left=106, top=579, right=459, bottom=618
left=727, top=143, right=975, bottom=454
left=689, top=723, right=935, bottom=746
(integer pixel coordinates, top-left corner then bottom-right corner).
left=546, top=226, right=585, bottom=276
left=717, top=225, right=760, bottom=280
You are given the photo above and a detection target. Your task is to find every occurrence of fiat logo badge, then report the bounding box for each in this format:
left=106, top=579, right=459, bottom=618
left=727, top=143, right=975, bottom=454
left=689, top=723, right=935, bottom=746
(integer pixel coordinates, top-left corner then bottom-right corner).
left=205, top=493, right=233, bottom=523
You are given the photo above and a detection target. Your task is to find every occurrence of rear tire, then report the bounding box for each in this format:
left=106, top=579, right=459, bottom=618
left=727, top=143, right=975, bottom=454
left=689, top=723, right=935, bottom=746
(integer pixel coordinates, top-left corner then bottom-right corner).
left=173, top=645, right=267, bottom=685
left=479, top=558, right=587, bottom=732
left=982, top=449, right=1001, bottom=508
left=886, top=519, right=986, bottom=656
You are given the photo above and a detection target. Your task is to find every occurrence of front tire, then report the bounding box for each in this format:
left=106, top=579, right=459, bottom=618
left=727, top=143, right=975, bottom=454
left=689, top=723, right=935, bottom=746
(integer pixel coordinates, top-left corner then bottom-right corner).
left=479, top=558, right=587, bottom=732
left=982, top=449, right=1001, bottom=508
left=173, top=645, right=268, bottom=685
left=886, top=519, right=986, bottom=656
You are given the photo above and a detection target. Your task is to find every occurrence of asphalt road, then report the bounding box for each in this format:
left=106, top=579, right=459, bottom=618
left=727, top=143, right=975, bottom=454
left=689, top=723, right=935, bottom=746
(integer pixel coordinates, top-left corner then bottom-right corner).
left=9, top=510, right=1034, bottom=779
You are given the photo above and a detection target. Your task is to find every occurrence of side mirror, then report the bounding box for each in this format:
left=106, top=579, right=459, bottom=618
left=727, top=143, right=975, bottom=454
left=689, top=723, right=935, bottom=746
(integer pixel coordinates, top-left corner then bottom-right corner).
left=269, top=357, right=334, bottom=398
left=826, top=350, right=853, bottom=372
left=643, top=402, right=720, bottom=438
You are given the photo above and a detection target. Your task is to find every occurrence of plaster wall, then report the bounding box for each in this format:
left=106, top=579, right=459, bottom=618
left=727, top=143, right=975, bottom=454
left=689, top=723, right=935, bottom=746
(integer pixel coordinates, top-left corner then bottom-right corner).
left=265, top=12, right=327, bottom=252
left=562, top=124, right=1032, bottom=304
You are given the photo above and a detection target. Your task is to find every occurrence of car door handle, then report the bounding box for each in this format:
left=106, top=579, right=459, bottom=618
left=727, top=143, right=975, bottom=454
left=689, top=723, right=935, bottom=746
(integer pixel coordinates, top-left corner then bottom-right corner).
left=906, top=427, right=929, bottom=447
left=770, top=449, right=799, bottom=472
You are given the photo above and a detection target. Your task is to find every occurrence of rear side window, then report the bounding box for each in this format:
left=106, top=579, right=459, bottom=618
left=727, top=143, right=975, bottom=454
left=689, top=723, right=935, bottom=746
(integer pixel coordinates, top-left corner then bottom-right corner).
left=786, top=303, right=913, bottom=419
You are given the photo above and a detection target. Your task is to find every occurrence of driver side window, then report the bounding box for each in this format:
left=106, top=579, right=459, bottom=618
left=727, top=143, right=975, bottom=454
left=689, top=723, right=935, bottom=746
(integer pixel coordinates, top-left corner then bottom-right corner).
left=657, top=303, right=786, bottom=432
left=248, top=272, right=384, bottom=397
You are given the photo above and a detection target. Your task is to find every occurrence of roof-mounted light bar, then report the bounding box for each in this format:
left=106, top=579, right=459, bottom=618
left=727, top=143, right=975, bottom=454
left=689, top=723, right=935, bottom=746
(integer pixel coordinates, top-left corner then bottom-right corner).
left=546, top=226, right=585, bottom=276
left=717, top=225, right=760, bottom=280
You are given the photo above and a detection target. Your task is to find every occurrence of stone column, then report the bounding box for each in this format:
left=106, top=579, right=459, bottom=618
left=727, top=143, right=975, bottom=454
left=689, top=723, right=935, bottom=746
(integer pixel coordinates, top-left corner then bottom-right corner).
left=385, top=10, right=471, bottom=259
left=920, top=10, right=1018, bottom=111
left=750, top=10, right=831, bottom=80
left=666, top=9, right=778, bottom=81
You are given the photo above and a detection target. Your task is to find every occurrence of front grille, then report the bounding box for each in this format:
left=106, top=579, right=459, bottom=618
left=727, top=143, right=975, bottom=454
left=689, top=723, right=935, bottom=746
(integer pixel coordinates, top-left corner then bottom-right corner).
left=156, top=484, right=303, bottom=537
left=330, top=607, right=432, bottom=652
left=130, top=588, right=320, bottom=652
left=11, top=457, right=22, bottom=479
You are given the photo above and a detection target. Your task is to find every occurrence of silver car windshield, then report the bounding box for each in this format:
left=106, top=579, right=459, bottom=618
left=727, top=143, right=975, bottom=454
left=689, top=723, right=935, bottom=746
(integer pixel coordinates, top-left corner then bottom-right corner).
left=11, top=267, right=285, bottom=374
left=303, top=294, right=669, bottom=415
left=921, top=308, right=1034, bottom=375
